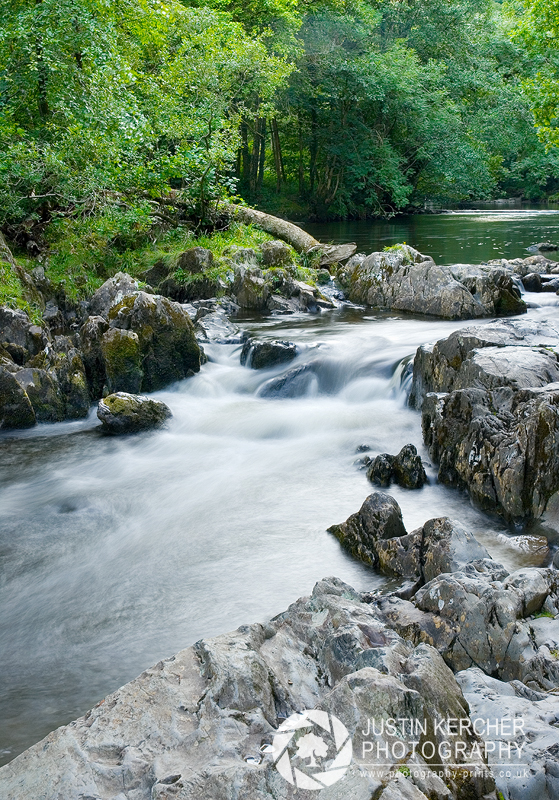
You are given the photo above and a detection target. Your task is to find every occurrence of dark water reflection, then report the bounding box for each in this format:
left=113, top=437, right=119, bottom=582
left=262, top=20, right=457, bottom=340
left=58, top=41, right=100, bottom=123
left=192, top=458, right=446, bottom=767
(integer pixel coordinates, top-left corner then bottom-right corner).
left=304, top=205, right=559, bottom=265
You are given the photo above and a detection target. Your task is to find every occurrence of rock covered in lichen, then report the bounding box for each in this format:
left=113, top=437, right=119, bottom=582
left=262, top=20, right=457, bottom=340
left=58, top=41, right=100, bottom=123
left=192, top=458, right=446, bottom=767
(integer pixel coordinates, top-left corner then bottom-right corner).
left=97, top=392, right=172, bottom=434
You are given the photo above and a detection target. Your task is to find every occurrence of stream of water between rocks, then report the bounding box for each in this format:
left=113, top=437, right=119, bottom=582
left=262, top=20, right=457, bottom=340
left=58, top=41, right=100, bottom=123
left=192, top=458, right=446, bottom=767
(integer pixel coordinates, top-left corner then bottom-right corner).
left=2, top=207, right=559, bottom=765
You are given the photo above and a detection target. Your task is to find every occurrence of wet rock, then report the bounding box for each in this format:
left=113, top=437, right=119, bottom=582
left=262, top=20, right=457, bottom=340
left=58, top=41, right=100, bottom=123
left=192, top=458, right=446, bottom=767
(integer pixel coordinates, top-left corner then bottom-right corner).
left=527, top=242, right=559, bottom=252
left=448, top=263, right=526, bottom=316
left=101, top=328, right=143, bottom=394
left=367, top=444, right=427, bottom=490
left=97, top=392, right=172, bottom=434
left=240, top=338, right=298, bottom=370
left=108, top=292, right=201, bottom=391
left=523, top=272, right=543, bottom=292
left=409, top=318, right=559, bottom=409
left=30, top=336, right=90, bottom=419
left=159, top=273, right=221, bottom=303
left=422, top=384, right=559, bottom=522
left=259, top=240, right=292, bottom=267
left=194, top=309, right=244, bottom=344
left=541, top=276, right=559, bottom=292
left=13, top=367, right=64, bottom=422
left=176, top=246, right=213, bottom=273
left=79, top=315, right=110, bottom=398
left=232, top=265, right=270, bottom=311
left=328, top=492, right=408, bottom=567
left=258, top=363, right=317, bottom=398
left=89, top=272, right=139, bottom=318
left=0, top=577, right=493, bottom=800
left=367, top=452, right=395, bottom=487
left=0, top=366, right=36, bottom=429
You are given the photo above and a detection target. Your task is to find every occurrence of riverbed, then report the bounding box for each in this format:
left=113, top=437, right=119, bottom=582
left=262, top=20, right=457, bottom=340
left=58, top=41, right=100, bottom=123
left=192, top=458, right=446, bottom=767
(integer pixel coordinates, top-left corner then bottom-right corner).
left=2, top=208, right=559, bottom=765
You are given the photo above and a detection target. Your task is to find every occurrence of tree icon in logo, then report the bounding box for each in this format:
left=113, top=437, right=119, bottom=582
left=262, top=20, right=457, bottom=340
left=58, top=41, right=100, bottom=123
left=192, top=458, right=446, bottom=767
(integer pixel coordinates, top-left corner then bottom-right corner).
left=269, top=709, right=352, bottom=790
left=296, top=732, right=329, bottom=768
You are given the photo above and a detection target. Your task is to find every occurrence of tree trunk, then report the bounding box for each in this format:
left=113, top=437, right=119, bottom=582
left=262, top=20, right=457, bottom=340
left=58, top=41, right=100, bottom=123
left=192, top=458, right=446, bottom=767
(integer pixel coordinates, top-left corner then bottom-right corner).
left=257, top=118, right=266, bottom=188
left=240, top=121, right=250, bottom=186
left=270, top=119, right=282, bottom=193
left=298, top=116, right=305, bottom=195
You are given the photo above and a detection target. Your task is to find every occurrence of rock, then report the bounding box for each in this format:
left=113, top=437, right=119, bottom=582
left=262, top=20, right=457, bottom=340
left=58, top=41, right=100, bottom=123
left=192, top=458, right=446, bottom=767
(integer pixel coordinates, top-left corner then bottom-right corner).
left=541, top=276, right=559, bottom=292
left=139, top=259, right=171, bottom=287
left=339, top=246, right=487, bottom=319
left=0, top=366, right=36, bottom=429
left=527, top=242, right=559, bottom=252
left=317, top=268, right=331, bottom=284
left=159, top=273, right=220, bottom=303
left=409, top=318, right=559, bottom=409
left=194, top=309, right=244, bottom=344
left=79, top=315, right=110, bottom=398
left=176, top=246, right=213, bottom=273
left=386, top=563, right=559, bottom=687
left=259, top=240, right=293, bottom=267
left=108, top=292, right=201, bottom=392
left=317, top=242, right=358, bottom=267
left=0, top=305, right=47, bottom=357
left=101, top=328, right=143, bottom=394
left=448, top=263, right=526, bottom=316
left=89, top=272, right=139, bottom=318
left=240, top=338, right=298, bottom=369
left=523, top=272, right=543, bottom=292
left=457, top=667, right=559, bottom=800
left=367, top=444, right=427, bottom=490
left=258, top=363, right=317, bottom=398
left=328, top=492, right=408, bottom=568
left=0, top=577, right=493, bottom=800
left=13, top=367, right=64, bottom=422
left=329, top=493, right=489, bottom=586
left=29, top=336, right=90, bottom=419
left=422, top=383, right=559, bottom=522
left=232, top=265, right=270, bottom=311
left=97, top=392, right=172, bottom=434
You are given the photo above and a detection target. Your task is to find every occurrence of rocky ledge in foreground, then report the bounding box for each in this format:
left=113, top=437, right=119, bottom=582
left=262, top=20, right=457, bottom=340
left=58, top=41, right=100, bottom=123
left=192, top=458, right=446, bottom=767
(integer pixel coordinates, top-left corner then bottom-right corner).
left=409, top=318, right=559, bottom=523
left=3, top=497, right=559, bottom=799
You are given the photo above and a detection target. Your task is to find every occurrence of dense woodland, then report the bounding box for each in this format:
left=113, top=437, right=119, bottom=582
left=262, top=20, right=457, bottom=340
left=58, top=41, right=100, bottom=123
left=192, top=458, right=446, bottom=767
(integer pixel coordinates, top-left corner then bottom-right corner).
left=2, top=0, right=559, bottom=252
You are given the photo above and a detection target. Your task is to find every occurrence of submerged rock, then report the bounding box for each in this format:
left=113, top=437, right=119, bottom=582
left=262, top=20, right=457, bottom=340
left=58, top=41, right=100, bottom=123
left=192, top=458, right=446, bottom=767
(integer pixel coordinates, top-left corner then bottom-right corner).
left=97, top=392, right=172, bottom=434
left=367, top=444, right=427, bottom=489
left=240, top=338, right=298, bottom=369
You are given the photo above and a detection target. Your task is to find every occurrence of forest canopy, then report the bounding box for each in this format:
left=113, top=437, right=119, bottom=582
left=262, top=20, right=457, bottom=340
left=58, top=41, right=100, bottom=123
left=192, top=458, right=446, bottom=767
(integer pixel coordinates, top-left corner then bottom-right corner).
left=1, top=0, right=559, bottom=242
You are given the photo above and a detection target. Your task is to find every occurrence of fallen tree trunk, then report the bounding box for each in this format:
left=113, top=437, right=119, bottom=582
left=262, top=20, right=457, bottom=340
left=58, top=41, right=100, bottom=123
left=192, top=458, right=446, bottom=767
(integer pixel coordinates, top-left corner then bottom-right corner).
left=220, top=203, right=357, bottom=264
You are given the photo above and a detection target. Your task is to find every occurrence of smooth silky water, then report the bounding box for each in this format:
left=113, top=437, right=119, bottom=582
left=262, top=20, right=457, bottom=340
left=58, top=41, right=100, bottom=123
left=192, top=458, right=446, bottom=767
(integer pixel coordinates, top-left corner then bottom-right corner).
left=2, top=208, right=559, bottom=765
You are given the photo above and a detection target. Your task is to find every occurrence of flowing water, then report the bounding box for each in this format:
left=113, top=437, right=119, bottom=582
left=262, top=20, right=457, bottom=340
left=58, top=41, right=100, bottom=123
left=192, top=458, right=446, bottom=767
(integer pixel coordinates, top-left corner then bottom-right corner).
left=2, top=208, right=559, bottom=766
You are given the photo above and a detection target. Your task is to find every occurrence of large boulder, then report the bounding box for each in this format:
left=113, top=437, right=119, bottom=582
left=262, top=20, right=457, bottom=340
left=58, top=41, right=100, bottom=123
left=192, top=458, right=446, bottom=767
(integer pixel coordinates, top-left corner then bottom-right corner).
left=339, top=246, right=486, bottom=319
left=422, top=384, right=559, bottom=522
left=176, top=246, right=213, bottom=273
left=328, top=493, right=489, bottom=585
left=101, top=328, right=143, bottom=394
left=97, top=392, right=172, bottom=434
left=89, top=272, right=139, bottom=318
left=409, top=318, right=559, bottom=409
left=448, top=264, right=526, bottom=316
left=0, top=577, right=494, bottom=800
left=0, top=366, right=36, bottom=429
left=240, top=338, right=298, bottom=369
left=108, top=292, right=201, bottom=391
left=259, top=240, right=293, bottom=267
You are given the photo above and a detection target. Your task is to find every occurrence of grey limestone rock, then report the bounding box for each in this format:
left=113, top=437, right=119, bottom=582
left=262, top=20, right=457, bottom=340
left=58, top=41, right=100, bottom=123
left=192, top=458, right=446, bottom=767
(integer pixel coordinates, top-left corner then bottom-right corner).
left=240, top=338, right=298, bottom=369
left=97, top=392, right=172, bottom=434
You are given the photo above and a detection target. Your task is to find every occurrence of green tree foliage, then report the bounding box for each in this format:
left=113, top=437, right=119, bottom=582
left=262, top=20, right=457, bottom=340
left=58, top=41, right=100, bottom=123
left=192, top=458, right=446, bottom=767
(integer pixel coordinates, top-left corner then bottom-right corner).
left=0, top=0, right=289, bottom=236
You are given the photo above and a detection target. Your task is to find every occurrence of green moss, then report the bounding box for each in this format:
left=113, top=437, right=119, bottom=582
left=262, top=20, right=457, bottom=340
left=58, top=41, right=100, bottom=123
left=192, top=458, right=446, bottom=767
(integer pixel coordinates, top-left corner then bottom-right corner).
left=533, top=609, right=554, bottom=619
left=397, top=765, right=411, bottom=777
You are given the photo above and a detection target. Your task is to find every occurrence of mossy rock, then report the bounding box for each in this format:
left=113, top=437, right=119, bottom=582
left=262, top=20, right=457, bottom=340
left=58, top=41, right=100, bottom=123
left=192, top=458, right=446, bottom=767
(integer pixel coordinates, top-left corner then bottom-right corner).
left=0, top=366, right=36, bottom=429
left=97, top=392, right=172, bottom=434
left=14, top=367, right=65, bottom=422
left=101, top=328, right=143, bottom=394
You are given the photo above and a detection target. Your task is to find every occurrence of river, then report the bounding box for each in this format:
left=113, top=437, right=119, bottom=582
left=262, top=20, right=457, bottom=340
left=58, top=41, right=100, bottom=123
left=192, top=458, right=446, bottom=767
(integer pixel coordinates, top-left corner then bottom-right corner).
left=1, top=208, right=559, bottom=766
